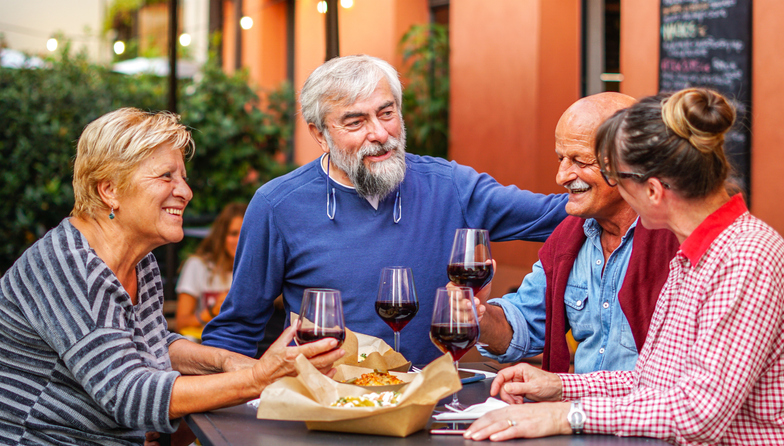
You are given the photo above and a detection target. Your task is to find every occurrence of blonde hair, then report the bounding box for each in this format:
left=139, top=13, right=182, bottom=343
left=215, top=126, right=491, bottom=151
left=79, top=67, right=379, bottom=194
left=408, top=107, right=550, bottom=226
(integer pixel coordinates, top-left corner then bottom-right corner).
left=72, top=108, right=194, bottom=218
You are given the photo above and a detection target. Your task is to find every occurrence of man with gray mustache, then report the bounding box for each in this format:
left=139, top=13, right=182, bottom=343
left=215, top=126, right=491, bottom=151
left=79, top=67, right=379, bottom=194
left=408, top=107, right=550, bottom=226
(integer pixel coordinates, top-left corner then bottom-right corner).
left=201, top=55, right=569, bottom=364
left=474, top=93, right=680, bottom=373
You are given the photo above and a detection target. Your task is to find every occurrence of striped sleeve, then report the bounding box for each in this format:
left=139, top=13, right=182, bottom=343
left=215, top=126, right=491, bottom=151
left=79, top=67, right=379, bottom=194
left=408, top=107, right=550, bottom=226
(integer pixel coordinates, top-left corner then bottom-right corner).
left=2, top=221, right=179, bottom=434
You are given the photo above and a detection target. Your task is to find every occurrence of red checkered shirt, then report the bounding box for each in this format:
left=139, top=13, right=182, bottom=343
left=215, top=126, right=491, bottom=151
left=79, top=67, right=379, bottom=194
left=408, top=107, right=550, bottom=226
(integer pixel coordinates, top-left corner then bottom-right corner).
left=560, top=195, right=784, bottom=445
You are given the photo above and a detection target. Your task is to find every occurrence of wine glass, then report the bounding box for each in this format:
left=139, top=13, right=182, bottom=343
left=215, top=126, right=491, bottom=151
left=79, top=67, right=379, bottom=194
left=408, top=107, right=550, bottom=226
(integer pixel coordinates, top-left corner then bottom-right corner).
left=375, top=266, right=419, bottom=352
left=295, top=288, right=346, bottom=347
left=447, top=228, right=494, bottom=297
left=430, top=286, right=479, bottom=411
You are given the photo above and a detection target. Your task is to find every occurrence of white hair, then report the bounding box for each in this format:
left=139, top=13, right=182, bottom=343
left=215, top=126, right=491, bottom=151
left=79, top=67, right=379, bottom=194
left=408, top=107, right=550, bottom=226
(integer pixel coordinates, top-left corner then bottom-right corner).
left=299, top=55, right=403, bottom=132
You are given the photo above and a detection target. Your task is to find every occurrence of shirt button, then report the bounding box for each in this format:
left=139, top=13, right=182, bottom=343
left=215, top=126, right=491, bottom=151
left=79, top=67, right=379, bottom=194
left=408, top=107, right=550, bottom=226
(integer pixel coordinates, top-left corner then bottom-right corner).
left=599, top=348, right=605, bottom=354
left=575, top=300, right=582, bottom=307
left=596, top=259, right=602, bottom=265
left=602, top=302, right=610, bottom=309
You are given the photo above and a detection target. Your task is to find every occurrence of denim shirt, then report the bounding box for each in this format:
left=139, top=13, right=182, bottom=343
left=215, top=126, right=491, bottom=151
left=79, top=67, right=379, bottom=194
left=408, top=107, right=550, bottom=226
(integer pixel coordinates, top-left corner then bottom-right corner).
left=478, top=219, right=639, bottom=373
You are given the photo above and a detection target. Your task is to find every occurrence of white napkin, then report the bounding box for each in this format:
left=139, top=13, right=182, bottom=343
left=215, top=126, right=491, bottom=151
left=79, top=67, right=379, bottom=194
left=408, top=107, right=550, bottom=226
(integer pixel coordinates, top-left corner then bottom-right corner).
left=432, top=397, right=509, bottom=421
left=459, top=367, right=497, bottom=380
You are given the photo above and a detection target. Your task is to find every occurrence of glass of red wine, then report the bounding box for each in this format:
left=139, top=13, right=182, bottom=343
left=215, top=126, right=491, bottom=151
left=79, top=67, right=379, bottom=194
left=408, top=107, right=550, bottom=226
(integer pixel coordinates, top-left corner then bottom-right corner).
left=429, top=286, right=479, bottom=411
left=295, top=288, right=346, bottom=347
left=375, top=266, right=419, bottom=353
left=447, top=228, right=494, bottom=297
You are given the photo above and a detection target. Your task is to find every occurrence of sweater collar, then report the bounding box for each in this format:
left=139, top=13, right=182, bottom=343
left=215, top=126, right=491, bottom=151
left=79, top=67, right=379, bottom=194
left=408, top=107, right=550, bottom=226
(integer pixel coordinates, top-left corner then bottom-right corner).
left=680, top=194, right=747, bottom=265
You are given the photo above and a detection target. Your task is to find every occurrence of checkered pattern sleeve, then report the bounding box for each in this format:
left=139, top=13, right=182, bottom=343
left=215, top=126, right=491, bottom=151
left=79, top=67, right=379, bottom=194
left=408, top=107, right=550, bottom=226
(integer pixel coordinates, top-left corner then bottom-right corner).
left=557, top=215, right=784, bottom=445
left=559, top=370, right=637, bottom=399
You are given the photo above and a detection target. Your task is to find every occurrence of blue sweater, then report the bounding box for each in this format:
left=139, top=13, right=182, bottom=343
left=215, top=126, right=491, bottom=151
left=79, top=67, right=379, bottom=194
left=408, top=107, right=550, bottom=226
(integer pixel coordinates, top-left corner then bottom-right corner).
left=202, top=154, right=568, bottom=364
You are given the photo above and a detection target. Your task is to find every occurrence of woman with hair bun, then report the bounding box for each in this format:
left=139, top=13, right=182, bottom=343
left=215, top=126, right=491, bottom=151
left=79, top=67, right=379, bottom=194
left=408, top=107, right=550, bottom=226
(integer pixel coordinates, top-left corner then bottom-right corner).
left=463, top=88, right=784, bottom=445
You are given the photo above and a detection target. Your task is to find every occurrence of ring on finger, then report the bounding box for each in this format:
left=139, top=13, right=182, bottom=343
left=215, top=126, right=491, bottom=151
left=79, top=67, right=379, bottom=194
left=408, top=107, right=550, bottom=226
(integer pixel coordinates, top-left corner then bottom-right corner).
left=507, top=419, right=517, bottom=428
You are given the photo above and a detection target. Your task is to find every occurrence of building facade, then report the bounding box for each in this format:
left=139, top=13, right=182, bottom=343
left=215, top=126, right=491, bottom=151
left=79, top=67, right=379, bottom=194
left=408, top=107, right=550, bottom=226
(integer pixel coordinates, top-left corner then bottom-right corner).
left=221, top=0, right=784, bottom=288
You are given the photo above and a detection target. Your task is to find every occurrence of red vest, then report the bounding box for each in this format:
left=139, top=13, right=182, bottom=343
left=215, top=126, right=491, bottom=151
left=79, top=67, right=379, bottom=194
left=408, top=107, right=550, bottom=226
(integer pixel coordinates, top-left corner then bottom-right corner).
left=538, top=216, right=680, bottom=372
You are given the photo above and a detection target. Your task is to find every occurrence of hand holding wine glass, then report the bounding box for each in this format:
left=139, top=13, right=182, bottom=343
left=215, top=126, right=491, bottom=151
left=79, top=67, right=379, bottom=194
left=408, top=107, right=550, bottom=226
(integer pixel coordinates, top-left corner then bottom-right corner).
left=448, top=228, right=494, bottom=297
left=295, top=288, right=346, bottom=347
left=375, top=266, right=419, bottom=352
left=430, top=286, right=479, bottom=411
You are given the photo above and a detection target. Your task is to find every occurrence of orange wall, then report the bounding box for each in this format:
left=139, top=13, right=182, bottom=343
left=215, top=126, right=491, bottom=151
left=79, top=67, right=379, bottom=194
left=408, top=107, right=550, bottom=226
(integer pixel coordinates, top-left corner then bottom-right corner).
left=292, top=0, right=429, bottom=166
left=620, top=1, right=784, bottom=237
left=450, top=0, right=581, bottom=278
left=242, top=0, right=288, bottom=93
left=138, top=4, right=170, bottom=57
left=618, top=0, right=659, bottom=99
left=750, top=0, right=784, bottom=234
left=222, top=0, right=238, bottom=72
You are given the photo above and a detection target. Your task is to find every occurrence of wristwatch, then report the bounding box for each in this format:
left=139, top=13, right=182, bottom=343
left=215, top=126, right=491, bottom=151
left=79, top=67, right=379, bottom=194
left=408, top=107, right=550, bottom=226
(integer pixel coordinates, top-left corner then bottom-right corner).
left=567, top=399, right=586, bottom=435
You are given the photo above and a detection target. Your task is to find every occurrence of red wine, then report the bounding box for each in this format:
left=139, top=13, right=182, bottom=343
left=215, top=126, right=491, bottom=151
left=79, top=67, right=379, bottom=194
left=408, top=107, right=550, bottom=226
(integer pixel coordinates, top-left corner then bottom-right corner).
left=429, top=322, right=479, bottom=361
left=295, top=327, right=345, bottom=347
left=447, top=262, right=494, bottom=295
left=375, top=301, right=419, bottom=332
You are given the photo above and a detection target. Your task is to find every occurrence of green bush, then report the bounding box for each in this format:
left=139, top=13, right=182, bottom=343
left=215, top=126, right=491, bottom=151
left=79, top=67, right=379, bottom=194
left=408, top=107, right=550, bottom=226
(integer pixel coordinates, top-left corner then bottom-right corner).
left=0, top=44, right=293, bottom=273
left=399, top=23, right=449, bottom=159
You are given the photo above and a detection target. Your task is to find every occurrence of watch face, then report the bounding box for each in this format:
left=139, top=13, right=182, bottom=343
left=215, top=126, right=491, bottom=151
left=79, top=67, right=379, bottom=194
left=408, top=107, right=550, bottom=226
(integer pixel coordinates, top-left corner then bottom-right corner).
left=568, top=401, right=586, bottom=431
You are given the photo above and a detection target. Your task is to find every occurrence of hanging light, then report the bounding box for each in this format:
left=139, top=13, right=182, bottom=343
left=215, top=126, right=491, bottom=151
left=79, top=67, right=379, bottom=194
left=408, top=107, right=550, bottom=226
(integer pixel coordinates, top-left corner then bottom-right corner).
left=340, top=0, right=353, bottom=8
left=240, top=16, right=254, bottom=30
left=46, top=38, right=58, bottom=52
left=113, top=40, right=125, bottom=55
left=179, top=33, right=192, bottom=46
left=317, top=1, right=327, bottom=14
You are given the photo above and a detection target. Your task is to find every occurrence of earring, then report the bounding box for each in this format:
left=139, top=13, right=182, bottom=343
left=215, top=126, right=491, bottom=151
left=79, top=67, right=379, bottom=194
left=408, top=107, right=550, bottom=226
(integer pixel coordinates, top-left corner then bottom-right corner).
left=109, top=207, right=115, bottom=220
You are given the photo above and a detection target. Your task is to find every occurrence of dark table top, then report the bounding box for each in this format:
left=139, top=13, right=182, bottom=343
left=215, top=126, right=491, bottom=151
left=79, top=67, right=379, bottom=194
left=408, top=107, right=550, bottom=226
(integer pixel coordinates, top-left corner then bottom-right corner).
left=185, top=363, right=669, bottom=446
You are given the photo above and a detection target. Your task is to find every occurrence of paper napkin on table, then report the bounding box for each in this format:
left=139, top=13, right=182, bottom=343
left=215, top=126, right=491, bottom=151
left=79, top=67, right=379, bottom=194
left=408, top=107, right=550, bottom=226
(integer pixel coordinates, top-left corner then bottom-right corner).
left=458, top=368, right=497, bottom=380
left=432, top=397, right=509, bottom=421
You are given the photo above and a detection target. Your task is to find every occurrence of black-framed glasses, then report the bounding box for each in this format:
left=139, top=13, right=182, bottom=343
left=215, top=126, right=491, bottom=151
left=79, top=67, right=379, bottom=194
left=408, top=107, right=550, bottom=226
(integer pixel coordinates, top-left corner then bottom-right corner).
left=600, top=169, right=671, bottom=189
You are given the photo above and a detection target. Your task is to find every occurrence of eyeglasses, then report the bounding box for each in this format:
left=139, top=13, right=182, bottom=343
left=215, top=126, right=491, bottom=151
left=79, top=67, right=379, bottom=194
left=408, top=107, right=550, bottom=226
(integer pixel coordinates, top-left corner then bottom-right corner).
left=600, top=169, right=671, bottom=189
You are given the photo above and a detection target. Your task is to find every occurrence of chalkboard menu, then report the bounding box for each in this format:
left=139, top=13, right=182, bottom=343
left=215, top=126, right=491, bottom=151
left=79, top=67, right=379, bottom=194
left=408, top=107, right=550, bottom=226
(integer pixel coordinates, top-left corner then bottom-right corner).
left=659, top=0, right=752, bottom=195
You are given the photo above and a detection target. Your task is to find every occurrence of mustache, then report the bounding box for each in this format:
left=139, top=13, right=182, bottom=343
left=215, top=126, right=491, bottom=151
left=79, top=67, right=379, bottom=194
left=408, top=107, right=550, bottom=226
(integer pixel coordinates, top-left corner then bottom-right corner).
left=358, top=139, right=398, bottom=158
left=565, top=178, right=590, bottom=192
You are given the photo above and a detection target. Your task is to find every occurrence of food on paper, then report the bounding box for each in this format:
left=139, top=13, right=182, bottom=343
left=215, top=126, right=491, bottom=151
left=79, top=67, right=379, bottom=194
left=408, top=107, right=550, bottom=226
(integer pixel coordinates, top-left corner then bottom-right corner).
left=257, top=352, right=461, bottom=437
left=331, top=391, right=401, bottom=407
left=358, top=353, right=368, bottom=362
left=344, top=371, right=404, bottom=386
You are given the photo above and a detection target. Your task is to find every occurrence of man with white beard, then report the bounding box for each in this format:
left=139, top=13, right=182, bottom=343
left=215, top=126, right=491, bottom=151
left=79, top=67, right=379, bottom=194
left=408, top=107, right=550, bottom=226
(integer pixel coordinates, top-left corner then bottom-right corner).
left=473, top=93, right=680, bottom=373
left=202, top=55, right=569, bottom=364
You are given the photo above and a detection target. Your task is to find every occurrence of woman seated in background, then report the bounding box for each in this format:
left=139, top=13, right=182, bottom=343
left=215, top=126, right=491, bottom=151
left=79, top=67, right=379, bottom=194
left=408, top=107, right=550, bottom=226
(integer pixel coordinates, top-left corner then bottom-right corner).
left=0, top=108, right=343, bottom=446
left=176, top=202, right=247, bottom=340
left=465, top=88, right=784, bottom=444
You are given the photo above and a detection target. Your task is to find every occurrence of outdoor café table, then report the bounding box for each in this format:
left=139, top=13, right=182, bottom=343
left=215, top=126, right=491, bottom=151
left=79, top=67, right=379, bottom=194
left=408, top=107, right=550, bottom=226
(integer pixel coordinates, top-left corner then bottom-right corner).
left=185, top=363, right=669, bottom=446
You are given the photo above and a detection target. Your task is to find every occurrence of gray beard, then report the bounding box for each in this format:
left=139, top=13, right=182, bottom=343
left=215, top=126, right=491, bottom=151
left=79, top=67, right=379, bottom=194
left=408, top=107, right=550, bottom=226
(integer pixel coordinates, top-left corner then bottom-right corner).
left=326, top=125, right=407, bottom=199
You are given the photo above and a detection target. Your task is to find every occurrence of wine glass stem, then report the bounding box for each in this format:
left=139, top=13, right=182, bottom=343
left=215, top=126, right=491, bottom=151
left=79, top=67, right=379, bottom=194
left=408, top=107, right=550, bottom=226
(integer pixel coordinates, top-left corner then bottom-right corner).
left=394, top=331, right=400, bottom=352
left=452, top=360, right=460, bottom=406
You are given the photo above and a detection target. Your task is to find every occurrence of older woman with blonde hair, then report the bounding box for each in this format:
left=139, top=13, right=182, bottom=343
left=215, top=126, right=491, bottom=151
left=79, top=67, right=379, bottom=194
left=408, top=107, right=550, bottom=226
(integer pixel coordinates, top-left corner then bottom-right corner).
left=0, top=108, right=343, bottom=446
left=464, top=88, right=784, bottom=445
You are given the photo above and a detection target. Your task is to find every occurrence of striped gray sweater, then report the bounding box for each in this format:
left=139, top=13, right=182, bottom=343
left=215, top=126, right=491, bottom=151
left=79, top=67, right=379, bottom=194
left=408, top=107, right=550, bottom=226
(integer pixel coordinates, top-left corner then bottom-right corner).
left=0, top=219, right=183, bottom=445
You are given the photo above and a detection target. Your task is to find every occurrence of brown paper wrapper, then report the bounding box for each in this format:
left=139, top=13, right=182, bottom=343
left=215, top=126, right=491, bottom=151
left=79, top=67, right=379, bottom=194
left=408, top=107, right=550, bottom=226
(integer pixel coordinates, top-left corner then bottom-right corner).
left=256, top=352, right=462, bottom=437
left=334, top=330, right=411, bottom=372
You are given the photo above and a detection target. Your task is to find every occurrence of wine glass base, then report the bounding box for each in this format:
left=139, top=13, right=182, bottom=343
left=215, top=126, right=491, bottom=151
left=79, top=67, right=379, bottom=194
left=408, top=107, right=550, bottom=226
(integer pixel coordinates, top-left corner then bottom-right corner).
left=444, top=401, right=469, bottom=412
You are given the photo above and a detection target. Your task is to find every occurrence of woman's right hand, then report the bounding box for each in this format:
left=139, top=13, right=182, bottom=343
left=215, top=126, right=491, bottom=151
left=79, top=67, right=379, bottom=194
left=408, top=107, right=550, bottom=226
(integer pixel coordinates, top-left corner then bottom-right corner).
left=490, top=363, right=563, bottom=404
left=252, top=326, right=344, bottom=387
